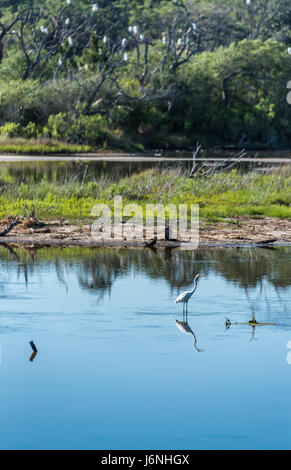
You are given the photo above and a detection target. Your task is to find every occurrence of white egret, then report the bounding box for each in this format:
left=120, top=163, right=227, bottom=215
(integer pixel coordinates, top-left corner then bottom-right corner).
left=174, top=273, right=205, bottom=312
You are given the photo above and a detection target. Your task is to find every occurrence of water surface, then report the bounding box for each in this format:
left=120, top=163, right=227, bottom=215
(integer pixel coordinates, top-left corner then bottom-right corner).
left=0, top=155, right=287, bottom=184
left=0, top=246, right=290, bottom=450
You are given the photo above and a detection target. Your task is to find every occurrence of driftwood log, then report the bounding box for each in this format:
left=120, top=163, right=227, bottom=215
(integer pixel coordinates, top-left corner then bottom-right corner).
left=255, top=238, right=277, bottom=245
left=0, top=217, right=21, bottom=237
left=144, top=236, right=158, bottom=248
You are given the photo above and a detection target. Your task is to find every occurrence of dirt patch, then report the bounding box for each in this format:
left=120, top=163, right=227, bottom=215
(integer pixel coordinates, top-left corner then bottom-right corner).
left=0, top=216, right=289, bottom=248
left=199, top=217, right=291, bottom=244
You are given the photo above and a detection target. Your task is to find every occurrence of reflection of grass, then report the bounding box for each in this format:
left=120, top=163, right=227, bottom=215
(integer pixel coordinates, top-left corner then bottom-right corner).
left=0, top=167, right=290, bottom=219
left=0, top=246, right=290, bottom=293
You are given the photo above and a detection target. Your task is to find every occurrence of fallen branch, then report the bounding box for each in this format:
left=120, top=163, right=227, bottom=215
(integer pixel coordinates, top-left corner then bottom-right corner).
left=189, top=143, right=202, bottom=178
left=255, top=238, right=277, bottom=245
left=0, top=217, right=21, bottom=237
left=144, top=236, right=158, bottom=248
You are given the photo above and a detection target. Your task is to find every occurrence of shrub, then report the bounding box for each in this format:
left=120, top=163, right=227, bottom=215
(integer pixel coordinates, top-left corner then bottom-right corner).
left=44, top=113, right=107, bottom=145
left=0, top=122, right=20, bottom=138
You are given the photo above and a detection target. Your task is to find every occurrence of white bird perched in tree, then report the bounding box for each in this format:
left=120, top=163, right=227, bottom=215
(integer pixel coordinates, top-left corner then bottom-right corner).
left=65, top=18, right=70, bottom=25
left=92, top=3, right=98, bottom=12
left=174, top=273, right=205, bottom=312
left=40, top=25, right=48, bottom=34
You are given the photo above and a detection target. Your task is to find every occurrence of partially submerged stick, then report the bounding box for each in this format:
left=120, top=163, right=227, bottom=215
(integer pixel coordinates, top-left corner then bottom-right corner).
left=225, top=318, right=275, bottom=328
left=226, top=308, right=275, bottom=328
left=226, top=320, right=275, bottom=326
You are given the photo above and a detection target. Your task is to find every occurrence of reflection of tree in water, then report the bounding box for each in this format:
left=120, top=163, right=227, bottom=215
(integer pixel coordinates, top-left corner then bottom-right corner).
left=0, top=246, right=290, bottom=301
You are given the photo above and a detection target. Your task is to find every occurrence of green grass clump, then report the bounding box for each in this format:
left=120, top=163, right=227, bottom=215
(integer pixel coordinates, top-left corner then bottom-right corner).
left=0, top=138, right=91, bottom=155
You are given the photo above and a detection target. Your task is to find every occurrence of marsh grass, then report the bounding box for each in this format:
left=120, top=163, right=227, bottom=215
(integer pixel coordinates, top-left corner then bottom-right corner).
left=0, top=138, right=91, bottom=154
left=0, top=166, right=290, bottom=220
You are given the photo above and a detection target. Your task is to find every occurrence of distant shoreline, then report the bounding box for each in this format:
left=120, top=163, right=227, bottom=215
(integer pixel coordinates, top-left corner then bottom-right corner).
left=0, top=154, right=290, bottom=163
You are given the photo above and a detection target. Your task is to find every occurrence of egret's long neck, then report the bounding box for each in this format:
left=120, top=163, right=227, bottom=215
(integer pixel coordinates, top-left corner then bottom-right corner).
left=191, top=278, right=198, bottom=294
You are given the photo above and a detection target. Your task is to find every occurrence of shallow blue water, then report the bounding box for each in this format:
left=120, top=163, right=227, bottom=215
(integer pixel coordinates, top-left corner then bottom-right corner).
left=0, top=246, right=290, bottom=450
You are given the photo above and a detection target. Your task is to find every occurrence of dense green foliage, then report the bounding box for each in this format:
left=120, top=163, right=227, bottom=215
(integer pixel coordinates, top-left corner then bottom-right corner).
left=0, top=1, right=291, bottom=148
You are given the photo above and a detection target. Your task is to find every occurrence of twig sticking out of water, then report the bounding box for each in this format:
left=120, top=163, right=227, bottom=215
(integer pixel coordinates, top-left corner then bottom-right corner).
left=29, top=341, right=38, bottom=353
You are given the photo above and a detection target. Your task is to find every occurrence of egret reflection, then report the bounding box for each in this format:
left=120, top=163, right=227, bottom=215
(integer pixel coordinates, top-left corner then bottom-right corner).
left=174, top=312, right=204, bottom=352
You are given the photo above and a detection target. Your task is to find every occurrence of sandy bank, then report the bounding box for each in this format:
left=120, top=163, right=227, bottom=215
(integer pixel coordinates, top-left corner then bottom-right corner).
left=0, top=217, right=289, bottom=248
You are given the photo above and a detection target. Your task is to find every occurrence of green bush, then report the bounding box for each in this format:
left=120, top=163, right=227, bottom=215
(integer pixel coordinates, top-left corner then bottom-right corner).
left=44, top=113, right=107, bottom=145
left=0, top=122, right=20, bottom=138
left=22, top=122, right=43, bottom=139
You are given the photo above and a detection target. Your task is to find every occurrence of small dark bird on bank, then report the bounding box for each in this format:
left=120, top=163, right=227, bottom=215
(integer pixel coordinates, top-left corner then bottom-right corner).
left=144, top=236, right=158, bottom=248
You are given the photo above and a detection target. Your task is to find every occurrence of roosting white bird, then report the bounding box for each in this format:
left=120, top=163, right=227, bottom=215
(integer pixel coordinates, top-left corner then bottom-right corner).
left=174, top=273, right=205, bottom=312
